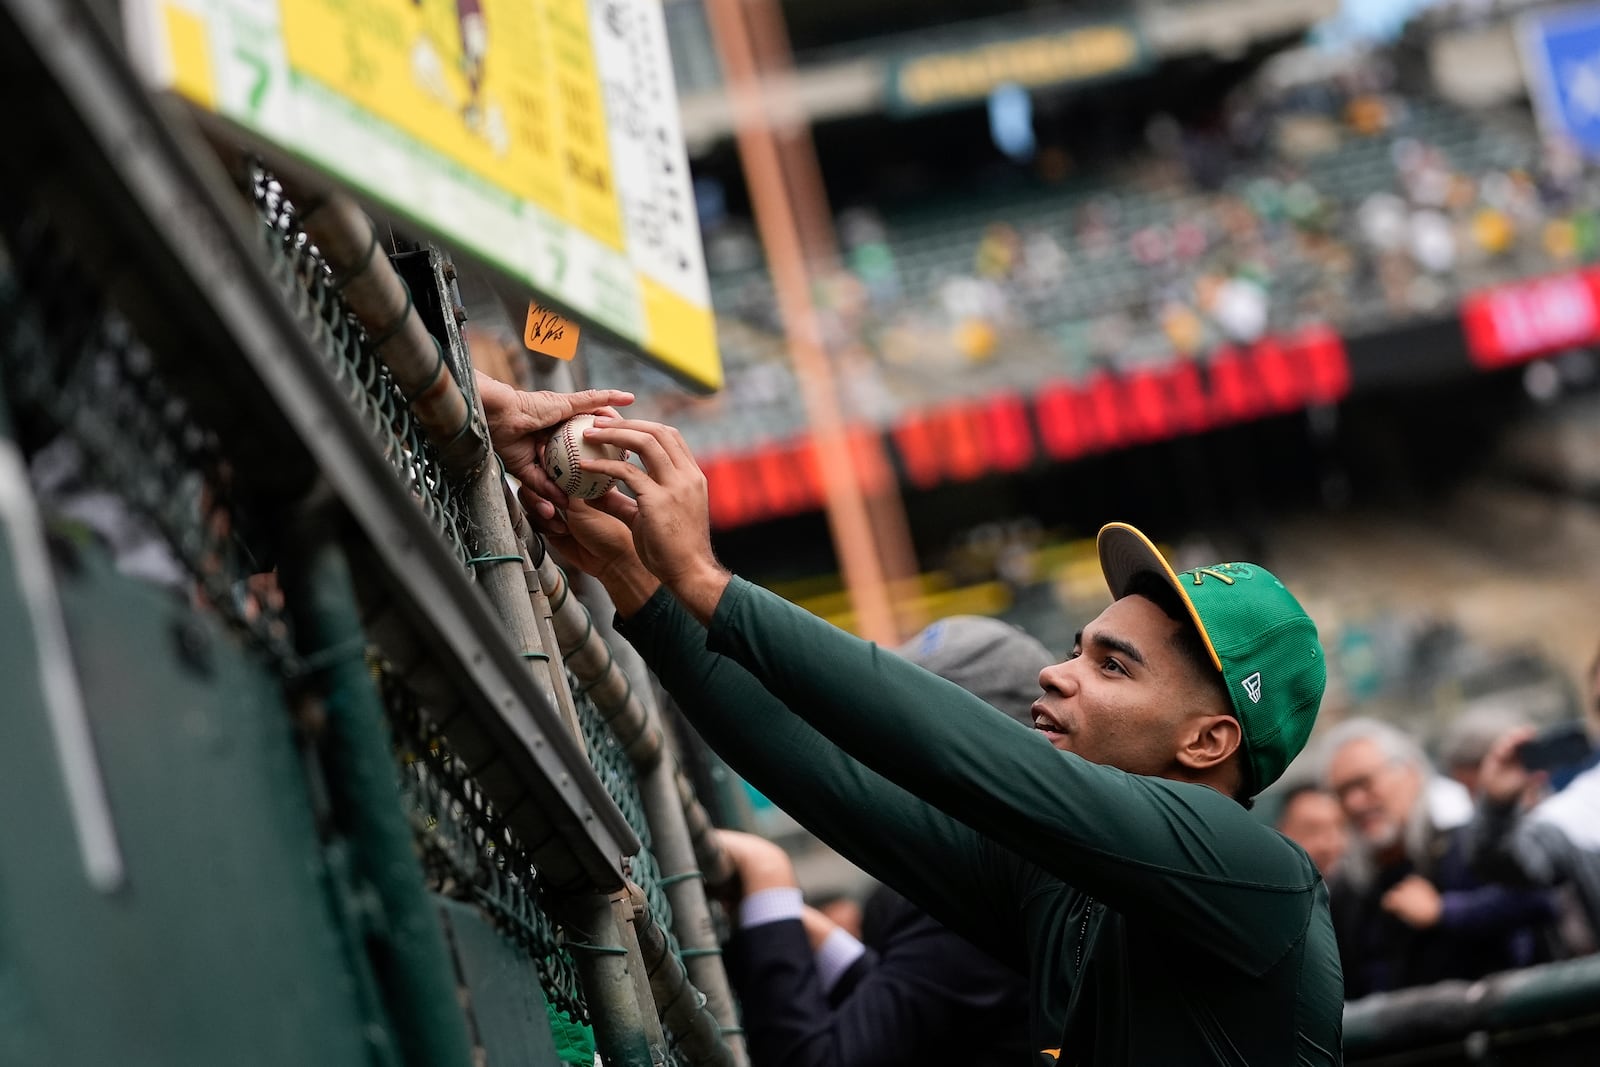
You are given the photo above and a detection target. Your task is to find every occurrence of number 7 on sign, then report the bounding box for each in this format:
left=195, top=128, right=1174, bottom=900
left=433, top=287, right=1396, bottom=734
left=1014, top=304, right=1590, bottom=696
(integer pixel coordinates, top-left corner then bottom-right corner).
left=545, top=243, right=568, bottom=284
left=234, top=47, right=271, bottom=116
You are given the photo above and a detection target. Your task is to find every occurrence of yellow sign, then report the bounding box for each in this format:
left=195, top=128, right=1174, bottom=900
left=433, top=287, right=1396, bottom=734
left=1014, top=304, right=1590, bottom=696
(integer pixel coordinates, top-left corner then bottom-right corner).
left=891, top=22, right=1145, bottom=113
left=129, top=0, right=723, bottom=391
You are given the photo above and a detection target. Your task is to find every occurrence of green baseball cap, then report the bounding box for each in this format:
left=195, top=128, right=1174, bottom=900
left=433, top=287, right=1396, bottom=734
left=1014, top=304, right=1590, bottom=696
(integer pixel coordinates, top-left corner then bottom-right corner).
left=1097, top=523, right=1325, bottom=795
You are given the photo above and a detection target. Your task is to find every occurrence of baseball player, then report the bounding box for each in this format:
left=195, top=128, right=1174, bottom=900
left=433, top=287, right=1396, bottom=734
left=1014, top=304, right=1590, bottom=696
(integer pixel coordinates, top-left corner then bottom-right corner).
left=497, top=404, right=1343, bottom=1065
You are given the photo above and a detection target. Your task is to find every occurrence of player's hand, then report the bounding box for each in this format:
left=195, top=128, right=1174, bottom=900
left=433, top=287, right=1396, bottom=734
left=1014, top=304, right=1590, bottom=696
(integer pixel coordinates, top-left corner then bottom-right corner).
left=576, top=417, right=726, bottom=612
left=526, top=490, right=664, bottom=616
left=714, top=830, right=798, bottom=898
left=1479, top=726, right=1537, bottom=806
left=1380, top=875, right=1443, bottom=929
left=525, top=489, right=635, bottom=577
left=476, top=371, right=632, bottom=518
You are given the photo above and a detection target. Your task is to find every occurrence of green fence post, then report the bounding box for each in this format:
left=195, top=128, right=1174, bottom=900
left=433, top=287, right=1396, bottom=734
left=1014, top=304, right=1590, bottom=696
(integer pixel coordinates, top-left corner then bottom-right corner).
left=278, top=514, right=477, bottom=1067
left=559, top=891, right=663, bottom=1067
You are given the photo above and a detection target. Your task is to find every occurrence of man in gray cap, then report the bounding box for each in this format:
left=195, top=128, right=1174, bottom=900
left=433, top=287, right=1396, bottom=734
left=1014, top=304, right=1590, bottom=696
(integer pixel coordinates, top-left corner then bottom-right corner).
left=897, top=615, right=1056, bottom=727
left=714, top=615, right=1045, bottom=1067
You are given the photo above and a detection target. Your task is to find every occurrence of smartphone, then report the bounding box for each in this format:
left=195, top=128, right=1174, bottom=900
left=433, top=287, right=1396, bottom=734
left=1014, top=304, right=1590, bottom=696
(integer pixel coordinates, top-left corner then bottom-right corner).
left=1514, top=722, right=1594, bottom=773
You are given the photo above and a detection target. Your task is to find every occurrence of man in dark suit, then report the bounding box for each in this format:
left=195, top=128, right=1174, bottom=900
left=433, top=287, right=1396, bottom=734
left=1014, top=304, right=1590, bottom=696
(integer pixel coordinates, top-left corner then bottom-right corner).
left=717, top=617, right=1043, bottom=1067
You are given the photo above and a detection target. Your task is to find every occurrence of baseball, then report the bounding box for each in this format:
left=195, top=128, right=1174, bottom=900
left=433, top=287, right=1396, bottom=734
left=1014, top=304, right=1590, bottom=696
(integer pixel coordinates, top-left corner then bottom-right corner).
left=542, top=413, right=629, bottom=500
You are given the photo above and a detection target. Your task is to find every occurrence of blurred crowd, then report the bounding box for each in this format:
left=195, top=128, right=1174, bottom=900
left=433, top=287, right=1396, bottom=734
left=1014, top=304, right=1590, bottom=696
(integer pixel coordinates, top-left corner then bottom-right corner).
left=1288, top=688, right=1600, bottom=1000
left=715, top=620, right=1600, bottom=1064
left=605, top=50, right=1600, bottom=453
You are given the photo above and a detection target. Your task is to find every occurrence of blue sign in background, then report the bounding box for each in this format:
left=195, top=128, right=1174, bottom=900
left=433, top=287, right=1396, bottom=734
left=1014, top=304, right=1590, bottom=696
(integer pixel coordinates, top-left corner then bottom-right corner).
left=1522, top=3, right=1600, bottom=157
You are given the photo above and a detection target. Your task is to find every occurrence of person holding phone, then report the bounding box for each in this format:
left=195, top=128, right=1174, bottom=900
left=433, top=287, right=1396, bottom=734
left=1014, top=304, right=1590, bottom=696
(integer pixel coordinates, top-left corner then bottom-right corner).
left=1321, top=718, right=1561, bottom=997
left=1468, top=671, right=1600, bottom=955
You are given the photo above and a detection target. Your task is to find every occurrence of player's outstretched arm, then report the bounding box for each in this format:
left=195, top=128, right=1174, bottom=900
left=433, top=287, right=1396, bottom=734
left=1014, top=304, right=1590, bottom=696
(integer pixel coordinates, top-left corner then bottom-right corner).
left=620, top=585, right=1025, bottom=969
left=708, top=577, right=1318, bottom=975
left=579, top=418, right=1317, bottom=974
left=532, top=485, right=1028, bottom=967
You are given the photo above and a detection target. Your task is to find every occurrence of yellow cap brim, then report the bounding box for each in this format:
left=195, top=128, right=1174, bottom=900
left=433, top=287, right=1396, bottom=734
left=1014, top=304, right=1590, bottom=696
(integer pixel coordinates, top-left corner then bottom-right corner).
left=1096, top=522, right=1223, bottom=672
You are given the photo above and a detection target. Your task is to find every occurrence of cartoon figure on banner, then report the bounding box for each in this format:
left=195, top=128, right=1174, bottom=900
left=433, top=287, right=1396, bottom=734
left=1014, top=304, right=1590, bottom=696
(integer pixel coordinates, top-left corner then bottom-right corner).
left=409, top=0, right=508, bottom=155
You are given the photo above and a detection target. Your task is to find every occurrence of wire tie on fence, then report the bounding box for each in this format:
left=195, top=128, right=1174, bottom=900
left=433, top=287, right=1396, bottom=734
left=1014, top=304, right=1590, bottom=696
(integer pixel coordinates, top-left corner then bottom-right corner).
left=439, top=402, right=483, bottom=458
left=719, top=1026, right=746, bottom=1038
left=562, top=939, right=630, bottom=957
left=678, top=947, right=723, bottom=959
left=549, top=566, right=571, bottom=610
left=576, top=647, right=616, bottom=694
left=467, top=554, right=525, bottom=568
left=365, top=277, right=415, bottom=351
left=655, top=871, right=706, bottom=887
left=527, top=531, right=548, bottom=567
left=559, top=611, right=594, bottom=657
left=327, top=223, right=381, bottom=291
left=398, top=333, right=449, bottom=405
left=520, top=650, right=551, bottom=662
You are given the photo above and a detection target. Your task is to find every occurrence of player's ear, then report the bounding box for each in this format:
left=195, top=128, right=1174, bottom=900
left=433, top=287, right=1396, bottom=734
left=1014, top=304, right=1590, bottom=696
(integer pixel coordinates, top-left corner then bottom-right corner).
left=1175, top=714, right=1242, bottom=772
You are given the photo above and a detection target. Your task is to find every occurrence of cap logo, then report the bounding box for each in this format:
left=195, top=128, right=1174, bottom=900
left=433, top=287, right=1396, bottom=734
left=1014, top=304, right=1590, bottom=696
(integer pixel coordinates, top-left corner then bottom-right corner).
left=1188, top=567, right=1236, bottom=587
left=1241, top=672, right=1262, bottom=704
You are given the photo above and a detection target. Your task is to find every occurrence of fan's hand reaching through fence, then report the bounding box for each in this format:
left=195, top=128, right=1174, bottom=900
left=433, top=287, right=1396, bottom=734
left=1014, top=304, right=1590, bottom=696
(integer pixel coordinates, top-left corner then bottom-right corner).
left=476, top=371, right=632, bottom=518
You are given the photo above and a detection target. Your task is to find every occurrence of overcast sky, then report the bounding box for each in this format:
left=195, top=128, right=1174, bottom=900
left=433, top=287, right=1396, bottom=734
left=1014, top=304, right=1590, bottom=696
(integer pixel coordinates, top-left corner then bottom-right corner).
left=1318, top=0, right=1448, bottom=45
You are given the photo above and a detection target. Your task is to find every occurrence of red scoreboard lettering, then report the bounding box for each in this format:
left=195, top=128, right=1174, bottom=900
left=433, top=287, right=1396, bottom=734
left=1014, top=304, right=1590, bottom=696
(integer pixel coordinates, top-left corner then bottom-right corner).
left=1461, top=268, right=1600, bottom=368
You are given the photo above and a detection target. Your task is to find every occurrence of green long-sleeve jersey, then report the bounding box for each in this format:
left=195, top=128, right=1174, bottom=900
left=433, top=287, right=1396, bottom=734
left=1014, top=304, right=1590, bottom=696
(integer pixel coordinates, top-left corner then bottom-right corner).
left=619, top=578, right=1343, bottom=1066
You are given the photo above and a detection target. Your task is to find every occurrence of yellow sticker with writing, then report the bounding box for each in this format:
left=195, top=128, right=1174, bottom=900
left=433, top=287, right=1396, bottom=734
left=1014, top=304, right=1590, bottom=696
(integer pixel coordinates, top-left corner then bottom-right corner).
left=525, top=302, right=581, bottom=360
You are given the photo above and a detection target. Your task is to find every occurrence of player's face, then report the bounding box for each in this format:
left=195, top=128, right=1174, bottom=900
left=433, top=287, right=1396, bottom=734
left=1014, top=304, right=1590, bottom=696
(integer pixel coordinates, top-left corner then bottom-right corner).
left=1030, top=595, right=1224, bottom=777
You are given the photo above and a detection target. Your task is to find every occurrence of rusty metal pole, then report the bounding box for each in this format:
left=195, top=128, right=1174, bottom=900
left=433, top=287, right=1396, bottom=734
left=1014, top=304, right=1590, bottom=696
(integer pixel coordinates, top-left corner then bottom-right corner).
left=741, top=0, right=925, bottom=633
left=701, top=0, right=903, bottom=645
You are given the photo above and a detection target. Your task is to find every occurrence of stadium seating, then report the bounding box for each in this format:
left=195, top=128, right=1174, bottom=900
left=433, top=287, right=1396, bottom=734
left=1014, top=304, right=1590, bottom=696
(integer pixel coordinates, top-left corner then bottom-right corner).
left=591, top=92, right=1599, bottom=456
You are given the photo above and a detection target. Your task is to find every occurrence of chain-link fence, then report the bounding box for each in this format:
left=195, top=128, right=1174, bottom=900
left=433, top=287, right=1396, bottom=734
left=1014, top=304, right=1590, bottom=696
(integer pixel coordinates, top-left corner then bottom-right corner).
left=249, top=170, right=717, bottom=1053
left=1, top=124, right=732, bottom=1067
left=251, top=171, right=478, bottom=572
left=386, top=672, right=591, bottom=1024
left=0, top=215, right=298, bottom=671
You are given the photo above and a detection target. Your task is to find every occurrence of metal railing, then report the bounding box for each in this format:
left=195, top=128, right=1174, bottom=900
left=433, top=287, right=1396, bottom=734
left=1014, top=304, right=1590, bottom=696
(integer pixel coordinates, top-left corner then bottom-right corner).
left=1344, top=955, right=1600, bottom=1066
left=0, top=0, right=745, bottom=1063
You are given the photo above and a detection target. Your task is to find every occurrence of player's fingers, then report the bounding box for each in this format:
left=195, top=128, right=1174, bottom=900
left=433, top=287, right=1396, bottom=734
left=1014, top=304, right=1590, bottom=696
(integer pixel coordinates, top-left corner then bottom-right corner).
left=581, top=457, right=654, bottom=498
left=588, top=488, right=640, bottom=524
left=583, top=425, right=675, bottom=476
left=653, top=421, right=699, bottom=469
left=590, top=416, right=681, bottom=448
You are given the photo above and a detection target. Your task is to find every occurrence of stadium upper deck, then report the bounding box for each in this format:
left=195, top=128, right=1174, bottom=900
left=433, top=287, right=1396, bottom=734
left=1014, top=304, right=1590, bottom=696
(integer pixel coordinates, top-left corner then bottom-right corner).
left=668, top=0, right=1342, bottom=150
left=569, top=2, right=1600, bottom=527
